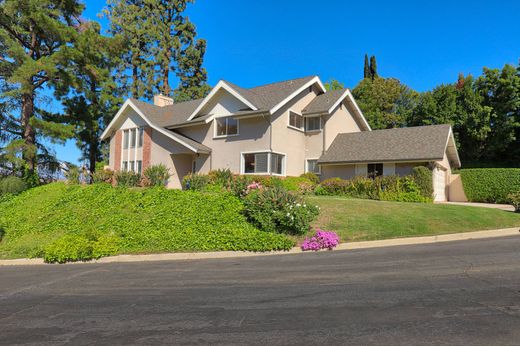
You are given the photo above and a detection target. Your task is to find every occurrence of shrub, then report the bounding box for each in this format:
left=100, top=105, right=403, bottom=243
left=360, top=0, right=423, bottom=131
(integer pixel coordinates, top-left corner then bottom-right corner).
left=319, top=177, right=350, bottom=195
left=208, top=169, right=233, bottom=187
left=143, top=164, right=171, bottom=187
left=65, top=166, right=81, bottom=184
left=279, top=176, right=315, bottom=192
left=44, top=234, right=93, bottom=263
left=300, top=172, right=320, bottom=185
left=508, top=191, right=520, bottom=213
left=300, top=230, right=340, bottom=251
left=379, top=176, right=431, bottom=203
left=412, top=166, right=433, bottom=199
left=91, top=169, right=114, bottom=184
left=0, top=176, right=27, bottom=195
left=182, top=173, right=209, bottom=190
left=228, top=175, right=252, bottom=197
left=91, top=234, right=120, bottom=259
left=115, top=170, right=141, bottom=187
left=460, top=168, right=520, bottom=203
left=243, top=186, right=319, bottom=235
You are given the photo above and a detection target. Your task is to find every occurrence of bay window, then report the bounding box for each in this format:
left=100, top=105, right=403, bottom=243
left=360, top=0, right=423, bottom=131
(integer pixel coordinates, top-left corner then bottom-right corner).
left=242, top=152, right=285, bottom=175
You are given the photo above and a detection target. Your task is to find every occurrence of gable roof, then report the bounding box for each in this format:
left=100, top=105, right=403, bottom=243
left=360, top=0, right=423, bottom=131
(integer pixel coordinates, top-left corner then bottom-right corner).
left=100, top=99, right=210, bottom=154
left=318, top=124, right=461, bottom=167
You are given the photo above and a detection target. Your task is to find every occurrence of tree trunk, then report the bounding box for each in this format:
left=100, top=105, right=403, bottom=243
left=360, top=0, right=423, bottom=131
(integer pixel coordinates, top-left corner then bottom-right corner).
left=20, top=91, right=36, bottom=172
left=132, top=62, right=139, bottom=99
left=162, top=51, right=171, bottom=96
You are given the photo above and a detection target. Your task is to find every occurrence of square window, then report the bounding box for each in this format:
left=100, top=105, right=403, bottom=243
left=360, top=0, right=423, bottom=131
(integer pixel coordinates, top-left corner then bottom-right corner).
left=215, top=117, right=238, bottom=137
left=306, top=159, right=321, bottom=174
left=243, top=152, right=284, bottom=175
left=289, top=111, right=303, bottom=129
left=305, top=117, right=321, bottom=132
left=368, top=163, right=383, bottom=178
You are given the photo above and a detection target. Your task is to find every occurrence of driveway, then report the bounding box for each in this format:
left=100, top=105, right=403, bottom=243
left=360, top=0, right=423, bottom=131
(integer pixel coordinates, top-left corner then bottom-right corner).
left=1, top=236, right=520, bottom=345
left=441, top=201, right=515, bottom=212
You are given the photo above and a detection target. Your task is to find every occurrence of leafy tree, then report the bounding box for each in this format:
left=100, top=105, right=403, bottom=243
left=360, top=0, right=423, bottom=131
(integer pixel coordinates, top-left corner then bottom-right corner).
left=363, top=54, right=370, bottom=79
left=0, top=0, right=81, bottom=173
left=324, top=79, right=345, bottom=91
left=173, top=38, right=211, bottom=102
left=352, top=77, right=418, bottom=129
left=61, top=21, right=123, bottom=173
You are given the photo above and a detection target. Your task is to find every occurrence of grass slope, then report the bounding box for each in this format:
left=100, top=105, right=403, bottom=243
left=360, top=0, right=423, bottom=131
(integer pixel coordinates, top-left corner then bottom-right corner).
left=0, top=183, right=293, bottom=259
left=311, top=196, right=520, bottom=241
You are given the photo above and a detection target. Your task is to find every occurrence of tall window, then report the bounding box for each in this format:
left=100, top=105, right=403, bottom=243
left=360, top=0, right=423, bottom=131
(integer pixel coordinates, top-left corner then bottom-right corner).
left=137, top=128, right=144, bottom=147
left=122, top=161, right=128, bottom=171
left=215, top=117, right=238, bottom=137
left=123, top=130, right=129, bottom=149
left=129, top=128, right=136, bottom=148
left=305, top=117, right=321, bottom=132
left=243, top=152, right=285, bottom=175
left=306, top=159, right=321, bottom=174
left=289, top=111, right=303, bottom=130
left=136, top=160, right=142, bottom=175
left=368, top=163, right=383, bottom=178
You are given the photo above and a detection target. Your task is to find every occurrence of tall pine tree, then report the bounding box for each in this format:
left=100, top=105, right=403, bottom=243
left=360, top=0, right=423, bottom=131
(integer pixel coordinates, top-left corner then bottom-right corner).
left=363, top=54, right=370, bottom=79
left=0, top=0, right=82, bottom=173
left=369, top=55, right=378, bottom=79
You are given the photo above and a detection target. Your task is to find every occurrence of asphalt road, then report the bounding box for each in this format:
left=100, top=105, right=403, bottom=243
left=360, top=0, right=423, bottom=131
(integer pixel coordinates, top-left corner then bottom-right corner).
left=1, top=236, right=520, bottom=345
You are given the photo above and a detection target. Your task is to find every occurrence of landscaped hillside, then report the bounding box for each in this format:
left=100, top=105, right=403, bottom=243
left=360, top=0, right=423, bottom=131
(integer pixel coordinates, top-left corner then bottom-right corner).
left=311, top=196, right=520, bottom=241
left=0, top=183, right=293, bottom=261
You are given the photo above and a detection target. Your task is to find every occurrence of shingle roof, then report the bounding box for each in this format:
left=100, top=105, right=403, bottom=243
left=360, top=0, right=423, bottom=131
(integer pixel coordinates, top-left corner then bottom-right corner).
left=164, top=129, right=212, bottom=153
left=130, top=98, right=204, bottom=127
left=302, top=88, right=346, bottom=114
left=318, top=125, right=454, bottom=164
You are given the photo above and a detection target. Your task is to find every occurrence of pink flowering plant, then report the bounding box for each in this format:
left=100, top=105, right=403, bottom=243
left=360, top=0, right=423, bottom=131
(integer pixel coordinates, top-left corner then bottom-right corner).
left=301, top=229, right=340, bottom=251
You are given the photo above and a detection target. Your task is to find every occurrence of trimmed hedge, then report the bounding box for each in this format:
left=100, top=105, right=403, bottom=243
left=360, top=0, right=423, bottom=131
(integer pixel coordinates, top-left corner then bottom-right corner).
left=0, top=183, right=294, bottom=261
left=460, top=168, right=520, bottom=203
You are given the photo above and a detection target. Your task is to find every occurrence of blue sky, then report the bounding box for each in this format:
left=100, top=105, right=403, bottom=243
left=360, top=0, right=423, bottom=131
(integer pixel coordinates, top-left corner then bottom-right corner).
left=53, top=0, right=520, bottom=164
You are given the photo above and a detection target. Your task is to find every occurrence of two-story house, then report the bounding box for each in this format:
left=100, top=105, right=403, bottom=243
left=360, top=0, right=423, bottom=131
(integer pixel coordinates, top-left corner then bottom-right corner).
left=101, top=76, right=461, bottom=201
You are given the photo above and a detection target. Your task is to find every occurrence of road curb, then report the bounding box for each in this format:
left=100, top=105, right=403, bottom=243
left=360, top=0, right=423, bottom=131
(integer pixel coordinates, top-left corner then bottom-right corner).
left=1, top=227, right=518, bottom=266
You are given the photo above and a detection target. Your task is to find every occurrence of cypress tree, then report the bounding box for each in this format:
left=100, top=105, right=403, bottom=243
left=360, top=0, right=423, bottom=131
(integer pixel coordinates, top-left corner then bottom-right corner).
left=363, top=54, right=371, bottom=79
left=370, top=55, right=378, bottom=79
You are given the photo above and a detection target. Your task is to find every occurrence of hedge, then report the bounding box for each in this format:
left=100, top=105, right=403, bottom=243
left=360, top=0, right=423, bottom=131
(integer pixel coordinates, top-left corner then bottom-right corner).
left=459, top=168, right=520, bottom=203
left=0, top=183, right=294, bottom=262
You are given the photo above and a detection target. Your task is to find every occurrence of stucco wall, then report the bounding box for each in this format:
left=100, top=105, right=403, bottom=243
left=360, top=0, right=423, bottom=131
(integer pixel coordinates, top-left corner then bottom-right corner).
left=320, top=164, right=357, bottom=180
left=448, top=174, right=468, bottom=202
left=323, top=103, right=362, bottom=149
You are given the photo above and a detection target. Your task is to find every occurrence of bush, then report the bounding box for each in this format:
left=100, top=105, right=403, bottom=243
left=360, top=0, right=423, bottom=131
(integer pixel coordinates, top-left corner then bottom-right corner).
left=115, top=170, right=141, bottom=187
left=0, top=176, right=27, bottom=195
left=182, top=173, right=210, bottom=190
left=208, top=169, right=233, bottom=187
left=91, top=169, right=114, bottom=184
left=379, top=176, right=431, bottom=203
left=143, top=164, right=170, bottom=187
left=301, top=229, right=340, bottom=251
left=460, top=168, right=520, bottom=203
left=412, top=166, right=433, bottom=199
left=300, top=172, right=320, bottom=185
left=279, top=176, right=315, bottom=192
left=319, top=177, right=350, bottom=195
left=44, top=234, right=93, bottom=263
left=65, top=166, right=81, bottom=184
left=508, top=191, right=520, bottom=213
left=243, top=186, right=319, bottom=235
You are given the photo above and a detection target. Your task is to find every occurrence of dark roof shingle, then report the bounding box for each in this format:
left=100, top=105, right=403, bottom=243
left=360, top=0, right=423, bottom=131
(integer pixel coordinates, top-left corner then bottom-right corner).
left=302, top=88, right=346, bottom=114
left=318, top=125, right=453, bottom=164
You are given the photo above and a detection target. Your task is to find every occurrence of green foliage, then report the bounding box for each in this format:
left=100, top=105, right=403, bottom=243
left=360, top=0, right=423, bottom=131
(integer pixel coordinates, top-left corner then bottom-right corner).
left=65, top=166, right=81, bottom=185
left=507, top=191, right=520, bottom=213
left=353, top=77, right=419, bottom=129
left=460, top=168, right=520, bottom=203
left=279, top=177, right=315, bottom=192
left=300, top=172, right=320, bottom=185
left=182, top=173, right=210, bottom=190
left=369, top=55, right=378, bottom=79
left=317, top=175, right=431, bottom=203
left=44, top=234, right=94, bottom=264
left=0, top=176, right=27, bottom=196
left=0, top=183, right=294, bottom=261
left=115, top=170, right=141, bottom=187
left=143, top=164, right=171, bottom=187
left=363, top=54, right=371, bottom=79
left=22, top=166, right=39, bottom=188
left=243, top=186, right=319, bottom=235
left=208, top=169, right=234, bottom=187
left=412, top=166, right=433, bottom=199
left=324, top=79, right=344, bottom=91
left=91, top=169, right=114, bottom=184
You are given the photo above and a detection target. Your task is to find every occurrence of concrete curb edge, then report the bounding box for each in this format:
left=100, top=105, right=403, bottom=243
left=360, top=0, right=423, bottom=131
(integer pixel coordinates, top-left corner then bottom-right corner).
left=1, top=227, right=519, bottom=266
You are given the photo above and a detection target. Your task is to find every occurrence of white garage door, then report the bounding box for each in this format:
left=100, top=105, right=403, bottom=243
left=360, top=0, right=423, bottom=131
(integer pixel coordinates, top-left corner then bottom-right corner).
left=433, top=167, right=446, bottom=202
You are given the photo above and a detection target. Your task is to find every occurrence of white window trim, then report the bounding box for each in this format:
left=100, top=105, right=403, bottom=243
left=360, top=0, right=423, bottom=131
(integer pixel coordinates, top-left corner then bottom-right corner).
left=213, top=117, right=240, bottom=138
left=305, top=158, right=321, bottom=175
left=287, top=109, right=304, bottom=132
left=304, top=116, right=322, bottom=133
left=240, top=150, right=287, bottom=176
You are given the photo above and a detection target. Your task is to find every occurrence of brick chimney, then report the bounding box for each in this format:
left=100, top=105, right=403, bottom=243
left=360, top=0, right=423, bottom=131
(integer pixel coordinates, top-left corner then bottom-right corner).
left=153, top=94, right=174, bottom=107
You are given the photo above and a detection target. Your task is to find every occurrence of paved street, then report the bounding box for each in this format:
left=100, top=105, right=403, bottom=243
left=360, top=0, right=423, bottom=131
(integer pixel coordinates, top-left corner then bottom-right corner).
left=1, top=236, right=520, bottom=345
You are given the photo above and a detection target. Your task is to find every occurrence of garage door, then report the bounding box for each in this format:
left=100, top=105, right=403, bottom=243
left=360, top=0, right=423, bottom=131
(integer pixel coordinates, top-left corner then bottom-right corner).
left=433, top=167, right=446, bottom=202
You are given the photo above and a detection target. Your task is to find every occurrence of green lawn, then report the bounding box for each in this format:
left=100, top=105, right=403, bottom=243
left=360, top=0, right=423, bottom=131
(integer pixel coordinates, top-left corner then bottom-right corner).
left=309, top=196, right=520, bottom=242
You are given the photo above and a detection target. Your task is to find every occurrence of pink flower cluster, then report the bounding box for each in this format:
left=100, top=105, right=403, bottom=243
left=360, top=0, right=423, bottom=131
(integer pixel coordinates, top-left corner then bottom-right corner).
left=300, top=229, right=340, bottom=251
left=246, top=182, right=262, bottom=192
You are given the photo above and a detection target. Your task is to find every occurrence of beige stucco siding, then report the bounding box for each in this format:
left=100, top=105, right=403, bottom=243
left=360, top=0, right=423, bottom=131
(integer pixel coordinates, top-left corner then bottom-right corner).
left=271, top=87, right=319, bottom=176
left=108, top=108, right=147, bottom=170
left=200, top=89, right=248, bottom=116
left=324, top=103, right=362, bottom=149
left=320, top=164, right=357, bottom=180
left=177, top=116, right=271, bottom=174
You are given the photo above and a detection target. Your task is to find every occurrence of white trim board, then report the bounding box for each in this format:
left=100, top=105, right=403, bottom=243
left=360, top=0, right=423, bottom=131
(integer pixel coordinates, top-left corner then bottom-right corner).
left=269, top=76, right=326, bottom=115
